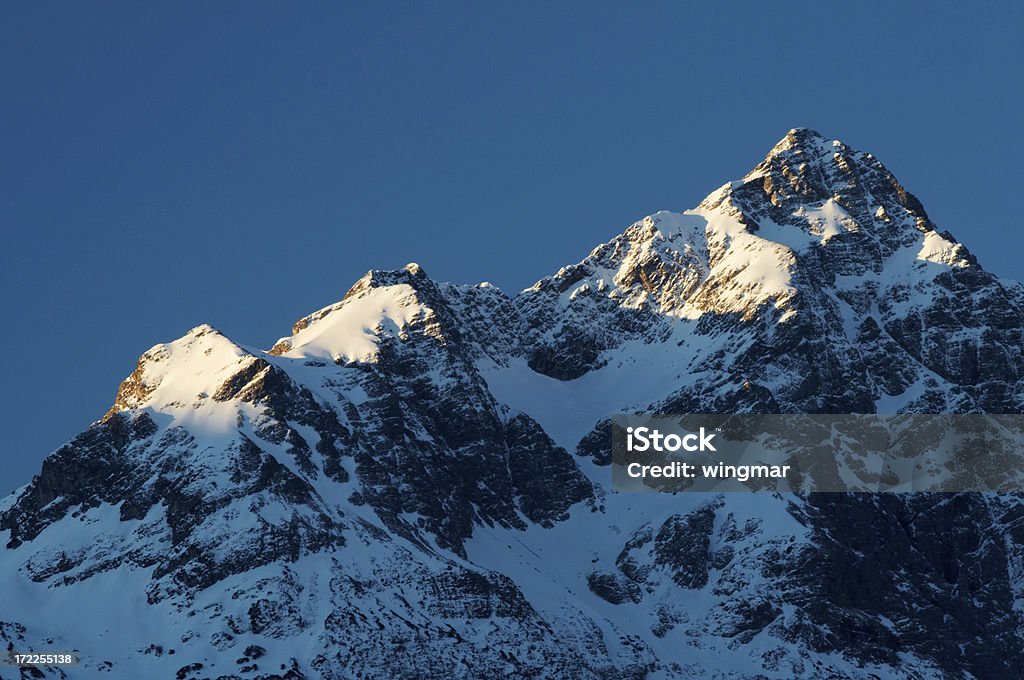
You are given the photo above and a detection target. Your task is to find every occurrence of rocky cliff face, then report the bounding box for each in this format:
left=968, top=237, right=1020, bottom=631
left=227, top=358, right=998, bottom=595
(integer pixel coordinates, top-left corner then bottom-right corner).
left=3, top=129, right=1024, bottom=679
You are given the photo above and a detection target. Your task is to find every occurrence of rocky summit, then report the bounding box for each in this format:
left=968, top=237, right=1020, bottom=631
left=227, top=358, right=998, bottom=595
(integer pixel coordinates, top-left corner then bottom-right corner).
left=3, top=129, right=1024, bottom=679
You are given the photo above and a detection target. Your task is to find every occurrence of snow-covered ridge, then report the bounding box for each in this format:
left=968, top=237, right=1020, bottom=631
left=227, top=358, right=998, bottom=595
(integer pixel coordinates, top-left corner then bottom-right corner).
left=5, top=129, right=1024, bottom=679
left=102, top=128, right=1021, bottom=433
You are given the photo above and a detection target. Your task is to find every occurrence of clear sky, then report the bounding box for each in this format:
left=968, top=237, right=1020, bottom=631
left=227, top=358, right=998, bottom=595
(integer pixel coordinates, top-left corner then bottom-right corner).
left=2, top=2, right=1022, bottom=491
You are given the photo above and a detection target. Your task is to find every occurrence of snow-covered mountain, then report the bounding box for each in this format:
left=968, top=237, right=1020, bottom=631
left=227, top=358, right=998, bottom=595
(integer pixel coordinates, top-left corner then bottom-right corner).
left=4, top=128, right=1024, bottom=679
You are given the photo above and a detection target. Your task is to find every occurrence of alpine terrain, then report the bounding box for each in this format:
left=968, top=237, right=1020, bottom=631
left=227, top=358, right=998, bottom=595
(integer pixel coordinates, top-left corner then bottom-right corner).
left=3, top=129, right=1024, bottom=679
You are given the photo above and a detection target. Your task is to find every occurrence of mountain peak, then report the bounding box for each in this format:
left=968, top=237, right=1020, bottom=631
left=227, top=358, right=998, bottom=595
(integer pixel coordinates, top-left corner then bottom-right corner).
left=752, top=128, right=836, bottom=167
left=344, top=263, right=431, bottom=299
left=730, top=128, right=939, bottom=237
left=749, top=127, right=846, bottom=184
left=776, top=126, right=830, bottom=150
left=269, top=263, right=447, bottom=362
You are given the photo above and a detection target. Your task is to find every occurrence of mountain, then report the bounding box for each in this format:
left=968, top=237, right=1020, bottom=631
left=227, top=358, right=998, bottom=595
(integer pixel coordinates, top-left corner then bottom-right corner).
left=4, top=128, right=1024, bottom=679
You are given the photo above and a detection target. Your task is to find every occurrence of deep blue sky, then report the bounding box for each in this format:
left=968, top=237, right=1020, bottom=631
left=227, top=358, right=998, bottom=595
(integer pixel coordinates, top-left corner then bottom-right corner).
left=2, top=2, right=1022, bottom=490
